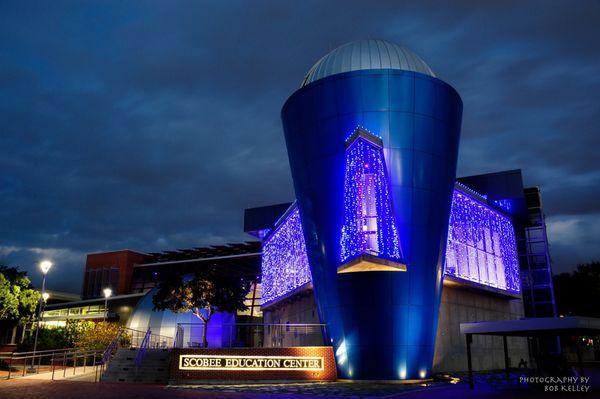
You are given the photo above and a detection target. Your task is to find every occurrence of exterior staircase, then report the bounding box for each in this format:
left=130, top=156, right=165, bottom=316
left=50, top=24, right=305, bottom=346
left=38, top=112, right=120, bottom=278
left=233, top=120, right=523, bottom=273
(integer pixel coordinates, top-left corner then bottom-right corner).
left=101, top=348, right=171, bottom=384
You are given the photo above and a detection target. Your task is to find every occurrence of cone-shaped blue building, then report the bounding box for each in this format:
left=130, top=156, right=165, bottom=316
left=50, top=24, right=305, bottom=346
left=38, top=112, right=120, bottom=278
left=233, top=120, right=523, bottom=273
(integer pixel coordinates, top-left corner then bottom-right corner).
left=281, top=40, right=463, bottom=380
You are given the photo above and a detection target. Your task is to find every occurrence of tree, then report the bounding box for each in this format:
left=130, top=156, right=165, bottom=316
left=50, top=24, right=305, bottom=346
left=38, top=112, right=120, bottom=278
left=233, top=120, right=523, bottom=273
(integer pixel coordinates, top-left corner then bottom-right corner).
left=553, top=261, right=600, bottom=318
left=0, top=266, right=40, bottom=326
left=152, top=268, right=252, bottom=347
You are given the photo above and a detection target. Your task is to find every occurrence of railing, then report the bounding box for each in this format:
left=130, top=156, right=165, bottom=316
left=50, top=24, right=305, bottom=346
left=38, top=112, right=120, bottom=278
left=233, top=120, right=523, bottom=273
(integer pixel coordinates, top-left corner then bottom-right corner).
left=0, top=326, right=174, bottom=381
left=134, top=329, right=151, bottom=367
left=126, top=327, right=173, bottom=349
left=174, top=323, right=328, bottom=349
left=51, top=349, right=105, bottom=382
left=101, top=328, right=123, bottom=365
left=0, top=348, right=104, bottom=381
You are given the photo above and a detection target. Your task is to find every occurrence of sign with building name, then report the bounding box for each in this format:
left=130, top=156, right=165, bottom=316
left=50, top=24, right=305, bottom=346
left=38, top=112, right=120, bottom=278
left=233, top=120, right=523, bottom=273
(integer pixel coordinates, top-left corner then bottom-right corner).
left=179, top=354, right=324, bottom=371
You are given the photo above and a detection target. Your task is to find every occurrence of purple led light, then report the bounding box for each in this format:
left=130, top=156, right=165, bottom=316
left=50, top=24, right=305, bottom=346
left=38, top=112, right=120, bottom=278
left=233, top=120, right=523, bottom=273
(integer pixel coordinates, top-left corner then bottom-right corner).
left=261, top=188, right=520, bottom=304
left=260, top=205, right=312, bottom=304
left=339, top=134, right=402, bottom=264
left=445, top=189, right=520, bottom=293
left=493, top=199, right=513, bottom=213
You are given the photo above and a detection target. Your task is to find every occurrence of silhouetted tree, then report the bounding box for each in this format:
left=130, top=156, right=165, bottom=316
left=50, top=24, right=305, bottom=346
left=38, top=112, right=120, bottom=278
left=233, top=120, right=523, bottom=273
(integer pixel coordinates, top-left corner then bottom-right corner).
left=553, top=261, right=600, bottom=317
left=152, top=268, right=251, bottom=347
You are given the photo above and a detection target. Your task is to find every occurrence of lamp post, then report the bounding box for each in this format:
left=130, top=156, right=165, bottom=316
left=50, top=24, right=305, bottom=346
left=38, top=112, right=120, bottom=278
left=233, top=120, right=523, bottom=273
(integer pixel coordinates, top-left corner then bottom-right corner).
left=103, top=287, right=112, bottom=322
left=30, top=260, right=52, bottom=372
left=41, top=292, right=50, bottom=322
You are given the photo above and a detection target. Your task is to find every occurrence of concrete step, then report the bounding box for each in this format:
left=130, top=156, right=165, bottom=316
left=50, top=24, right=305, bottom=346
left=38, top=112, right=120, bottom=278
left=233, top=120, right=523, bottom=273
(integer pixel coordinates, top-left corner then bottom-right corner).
left=113, top=350, right=170, bottom=360
left=102, top=348, right=171, bottom=384
left=107, top=360, right=170, bottom=369
left=109, top=360, right=169, bottom=366
left=102, top=374, right=169, bottom=384
left=104, top=367, right=170, bottom=374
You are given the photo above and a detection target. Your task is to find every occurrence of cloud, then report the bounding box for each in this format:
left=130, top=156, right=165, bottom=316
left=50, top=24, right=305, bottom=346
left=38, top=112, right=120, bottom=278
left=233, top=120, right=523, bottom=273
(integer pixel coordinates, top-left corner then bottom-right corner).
left=546, top=214, right=600, bottom=273
left=0, top=246, right=86, bottom=291
left=0, top=1, right=599, bottom=290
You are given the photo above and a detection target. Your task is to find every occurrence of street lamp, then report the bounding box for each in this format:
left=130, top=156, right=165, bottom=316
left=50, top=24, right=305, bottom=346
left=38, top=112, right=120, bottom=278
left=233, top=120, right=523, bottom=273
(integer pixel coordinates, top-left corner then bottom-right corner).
left=30, top=260, right=52, bottom=372
left=40, top=292, right=50, bottom=324
left=103, top=287, right=112, bottom=322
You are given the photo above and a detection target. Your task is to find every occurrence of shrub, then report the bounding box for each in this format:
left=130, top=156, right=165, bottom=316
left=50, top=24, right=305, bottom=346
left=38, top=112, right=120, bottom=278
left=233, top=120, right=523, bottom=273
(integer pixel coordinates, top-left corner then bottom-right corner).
left=18, top=320, right=124, bottom=352
left=18, top=328, right=71, bottom=352
left=75, top=322, right=126, bottom=350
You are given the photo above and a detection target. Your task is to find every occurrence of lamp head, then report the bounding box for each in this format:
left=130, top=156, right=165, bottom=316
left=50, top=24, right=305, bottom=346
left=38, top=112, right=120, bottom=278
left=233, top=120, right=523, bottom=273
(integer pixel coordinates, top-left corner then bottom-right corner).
left=103, top=287, right=112, bottom=298
left=42, top=292, right=50, bottom=302
left=40, top=260, right=53, bottom=275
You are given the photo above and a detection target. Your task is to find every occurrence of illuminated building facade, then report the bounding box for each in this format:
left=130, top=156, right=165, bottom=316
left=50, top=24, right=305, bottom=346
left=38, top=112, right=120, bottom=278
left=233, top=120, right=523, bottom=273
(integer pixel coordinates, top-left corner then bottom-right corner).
left=257, top=180, right=529, bottom=374
left=280, top=39, right=462, bottom=379
left=445, top=184, right=520, bottom=293
left=260, top=183, right=522, bottom=305
left=26, top=40, right=557, bottom=380
left=261, top=206, right=312, bottom=305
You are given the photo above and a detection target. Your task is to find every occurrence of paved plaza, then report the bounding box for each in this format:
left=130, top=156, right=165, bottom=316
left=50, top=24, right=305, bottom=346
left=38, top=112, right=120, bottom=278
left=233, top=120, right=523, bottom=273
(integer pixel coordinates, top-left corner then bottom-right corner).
left=1, top=371, right=597, bottom=399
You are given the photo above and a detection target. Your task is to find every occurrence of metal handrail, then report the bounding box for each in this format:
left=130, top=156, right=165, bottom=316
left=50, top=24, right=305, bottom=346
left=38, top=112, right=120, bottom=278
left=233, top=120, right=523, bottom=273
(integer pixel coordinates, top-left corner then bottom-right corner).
left=1, top=348, right=72, bottom=357
left=176, top=322, right=327, bottom=326
left=134, top=329, right=151, bottom=367
left=0, top=326, right=170, bottom=381
left=118, top=326, right=174, bottom=348
left=0, top=347, right=104, bottom=380
left=101, top=328, right=123, bottom=364
left=49, top=349, right=104, bottom=381
left=174, top=322, right=328, bottom=349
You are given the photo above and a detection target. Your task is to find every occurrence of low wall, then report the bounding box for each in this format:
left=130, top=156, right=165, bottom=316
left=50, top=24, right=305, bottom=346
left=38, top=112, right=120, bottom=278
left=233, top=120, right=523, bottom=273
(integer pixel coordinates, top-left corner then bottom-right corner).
left=170, top=347, right=336, bottom=382
left=433, top=285, right=530, bottom=372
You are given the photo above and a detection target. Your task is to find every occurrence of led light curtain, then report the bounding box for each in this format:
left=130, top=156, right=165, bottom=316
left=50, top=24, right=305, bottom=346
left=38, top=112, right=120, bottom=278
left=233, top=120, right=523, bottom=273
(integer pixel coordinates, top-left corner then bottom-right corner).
left=339, top=135, right=402, bottom=264
left=261, top=191, right=520, bottom=305
left=260, top=206, right=312, bottom=304
left=445, top=190, right=520, bottom=293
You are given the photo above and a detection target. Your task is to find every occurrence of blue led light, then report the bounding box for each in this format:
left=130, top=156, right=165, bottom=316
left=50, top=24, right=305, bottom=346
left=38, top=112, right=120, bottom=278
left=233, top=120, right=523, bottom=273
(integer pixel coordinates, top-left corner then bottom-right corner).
left=339, top=132, right=402, bottom=264
left=344, top=125, right=382, bottom=143
left=260, top=205, right=312, bottom=304
left=492, top=199, right=513, bottom=213
left=445, top=189, right=520, bottom=293
left=261, top=190, right=520, bottom=303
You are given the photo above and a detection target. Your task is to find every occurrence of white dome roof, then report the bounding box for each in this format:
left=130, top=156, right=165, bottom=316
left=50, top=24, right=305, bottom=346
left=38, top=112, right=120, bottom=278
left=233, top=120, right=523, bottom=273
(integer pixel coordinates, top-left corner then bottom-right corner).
left=301, top=39, right=435, bottom=87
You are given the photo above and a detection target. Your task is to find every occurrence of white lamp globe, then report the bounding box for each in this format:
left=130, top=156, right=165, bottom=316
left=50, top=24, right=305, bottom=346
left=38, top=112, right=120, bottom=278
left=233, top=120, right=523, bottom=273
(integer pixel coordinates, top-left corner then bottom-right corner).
left=39, top=260, right=53, bottom=275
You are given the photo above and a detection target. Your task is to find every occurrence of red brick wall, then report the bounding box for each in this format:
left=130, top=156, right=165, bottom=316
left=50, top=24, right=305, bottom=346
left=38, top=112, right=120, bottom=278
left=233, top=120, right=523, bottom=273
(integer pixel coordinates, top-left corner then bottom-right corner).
left=170, top=347, right=336, bottom=382
left=83, top=250, right=150, bottom=297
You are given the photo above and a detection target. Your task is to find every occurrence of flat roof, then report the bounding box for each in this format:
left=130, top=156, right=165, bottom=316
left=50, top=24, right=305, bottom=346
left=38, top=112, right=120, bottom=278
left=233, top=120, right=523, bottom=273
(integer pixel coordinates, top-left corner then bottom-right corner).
left=137, top=252, right=261, bottom=268
left=45, top=292, right=146, bottom=310
left=460, top=316, right=600, bottom=337
left=145, top=242, right=260, bottom=263
left=86, top=249, right=150, bottom=256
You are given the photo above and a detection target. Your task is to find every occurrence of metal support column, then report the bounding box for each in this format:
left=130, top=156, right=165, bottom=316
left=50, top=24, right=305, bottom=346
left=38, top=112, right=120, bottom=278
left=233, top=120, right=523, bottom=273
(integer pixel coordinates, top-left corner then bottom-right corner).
left=503, top=335, right=510, bottom=381
left=575, top=335, right=585, bottom=377
left=466, top=333, right=474, bottom=389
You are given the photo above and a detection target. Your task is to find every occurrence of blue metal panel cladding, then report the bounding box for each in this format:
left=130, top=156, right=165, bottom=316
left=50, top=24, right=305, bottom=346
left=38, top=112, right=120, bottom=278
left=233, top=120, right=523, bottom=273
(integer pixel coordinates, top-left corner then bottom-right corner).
left=281, top=69, right=462, bottom=380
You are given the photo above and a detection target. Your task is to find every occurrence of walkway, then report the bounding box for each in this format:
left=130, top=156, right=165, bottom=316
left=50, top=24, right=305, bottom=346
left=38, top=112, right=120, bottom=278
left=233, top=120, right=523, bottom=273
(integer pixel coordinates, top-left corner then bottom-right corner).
left=0, top=378, right=596, bottom=399
left=1, top=366, right=99, bottom=382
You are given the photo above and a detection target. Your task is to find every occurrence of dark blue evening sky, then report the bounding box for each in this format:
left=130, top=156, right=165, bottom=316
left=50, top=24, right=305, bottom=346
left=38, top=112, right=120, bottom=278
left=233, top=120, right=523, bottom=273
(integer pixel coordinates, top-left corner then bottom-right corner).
left=1, top=1, right=599, bottom=292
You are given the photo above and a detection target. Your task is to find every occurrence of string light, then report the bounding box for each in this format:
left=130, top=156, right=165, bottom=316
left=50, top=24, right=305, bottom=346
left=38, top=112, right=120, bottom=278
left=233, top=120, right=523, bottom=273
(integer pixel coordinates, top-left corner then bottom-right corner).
left=260, top=206, right=312, bottom=304
left=261, top=153, right=520, bottom=304
left=340, top=130, right=402, bottom=264
left=445, top=189, right=520, bottom=293
left=492, top=199, right=513, bottom=213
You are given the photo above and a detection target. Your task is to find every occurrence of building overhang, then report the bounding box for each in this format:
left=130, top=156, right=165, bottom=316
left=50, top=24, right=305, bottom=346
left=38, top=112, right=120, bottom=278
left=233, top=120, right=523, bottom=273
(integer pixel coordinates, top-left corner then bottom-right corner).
left=260, top=282, right=313, bottom=311
left=45, top=292, right=146, bottom=310
left=338, top=253, right=406, bottom=274
left=135, top=252, right=261, bottom=268
left=460, top=316, right=600, bottom=337
left=443, top=276, right=521, bottom=299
